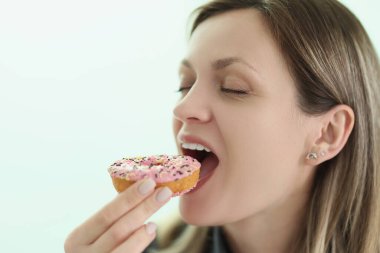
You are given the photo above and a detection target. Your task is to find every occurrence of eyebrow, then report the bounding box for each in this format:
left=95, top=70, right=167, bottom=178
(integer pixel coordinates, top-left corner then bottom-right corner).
left=180, top=57, right=258, bottom=73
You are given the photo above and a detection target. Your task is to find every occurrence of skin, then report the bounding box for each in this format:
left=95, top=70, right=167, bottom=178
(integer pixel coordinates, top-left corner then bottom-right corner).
left=173, top=9, right=354, bottom=253
left=64, top=179, right=173, bottom=253
left=65, top=8, right=354, bottom=253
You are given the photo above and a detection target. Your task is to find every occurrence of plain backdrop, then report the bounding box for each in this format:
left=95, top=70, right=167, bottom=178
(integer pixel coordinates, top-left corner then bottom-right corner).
left=0, top=0, right=379, bottom=252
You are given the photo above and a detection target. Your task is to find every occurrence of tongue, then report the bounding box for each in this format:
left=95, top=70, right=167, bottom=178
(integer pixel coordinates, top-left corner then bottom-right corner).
left=200, top=153, right=219, bottom=180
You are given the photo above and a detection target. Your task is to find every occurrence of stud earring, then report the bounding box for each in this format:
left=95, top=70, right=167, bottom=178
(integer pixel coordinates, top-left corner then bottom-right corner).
left=306, top=152, right=318, bottom=160
left=306, top=150, right=327, bottom=160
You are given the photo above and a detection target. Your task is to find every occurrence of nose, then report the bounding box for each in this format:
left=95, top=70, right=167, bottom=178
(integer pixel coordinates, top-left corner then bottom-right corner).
left=173, top=83, right=212, bottom=124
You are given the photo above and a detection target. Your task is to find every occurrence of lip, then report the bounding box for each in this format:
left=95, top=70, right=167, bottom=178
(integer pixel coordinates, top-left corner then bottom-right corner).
left=178, top=134, right=220, bottom=195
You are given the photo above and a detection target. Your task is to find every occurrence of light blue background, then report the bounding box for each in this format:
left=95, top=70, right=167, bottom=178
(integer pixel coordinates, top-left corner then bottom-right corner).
left=0, top=1, right=378, bottom=252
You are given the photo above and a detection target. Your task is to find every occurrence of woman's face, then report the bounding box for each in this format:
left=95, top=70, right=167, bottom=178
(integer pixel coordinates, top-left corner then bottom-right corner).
left=173, top=9, right=315, bottom=226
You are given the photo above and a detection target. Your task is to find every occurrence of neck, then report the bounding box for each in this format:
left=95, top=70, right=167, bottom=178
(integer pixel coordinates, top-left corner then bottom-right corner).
left=223, top=189, right=310, bottom=253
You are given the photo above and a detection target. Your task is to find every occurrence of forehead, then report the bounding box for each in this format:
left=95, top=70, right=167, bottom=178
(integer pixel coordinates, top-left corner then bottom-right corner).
left=186, top=9, right=283, bottom=74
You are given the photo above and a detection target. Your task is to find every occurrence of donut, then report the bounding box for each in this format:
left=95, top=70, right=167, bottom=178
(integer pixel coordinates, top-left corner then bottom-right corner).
left=108, top=155, right=200, bottom=196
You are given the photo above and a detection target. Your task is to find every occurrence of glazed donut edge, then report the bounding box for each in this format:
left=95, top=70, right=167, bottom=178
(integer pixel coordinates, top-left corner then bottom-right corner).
left=111, top=168, right=200, bottom=196
left=108, top=155, right=201, bottom=196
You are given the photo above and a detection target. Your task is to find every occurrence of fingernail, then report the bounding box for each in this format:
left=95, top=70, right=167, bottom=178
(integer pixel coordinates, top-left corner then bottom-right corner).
left=146, top=222, right=157, bottom=235
left=156, top=187, right=172, bottom=203
left=138, top=178, right=156, bottom=195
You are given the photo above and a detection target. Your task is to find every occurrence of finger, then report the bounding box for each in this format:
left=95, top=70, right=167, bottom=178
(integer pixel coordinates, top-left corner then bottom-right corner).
left=68, top=178, right=156, bottom=245
left=92, top=187, right=172, bottom=252
left=111, top=222, right=157, bottom=253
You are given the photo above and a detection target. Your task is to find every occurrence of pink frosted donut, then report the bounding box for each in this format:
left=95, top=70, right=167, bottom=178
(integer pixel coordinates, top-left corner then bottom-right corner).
left=108, top=155, right=200, bottom=196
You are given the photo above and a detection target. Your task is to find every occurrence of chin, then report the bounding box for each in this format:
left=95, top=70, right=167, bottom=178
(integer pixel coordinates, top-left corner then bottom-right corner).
left=178, top=197, right=224, bottom=226
left=179, top=198, right=203, bottom=225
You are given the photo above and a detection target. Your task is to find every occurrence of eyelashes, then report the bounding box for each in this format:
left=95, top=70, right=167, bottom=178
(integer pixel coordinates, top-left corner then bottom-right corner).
left=176, top=86, right=249, bottom=96
left=220, top=87, right=249, bottom=95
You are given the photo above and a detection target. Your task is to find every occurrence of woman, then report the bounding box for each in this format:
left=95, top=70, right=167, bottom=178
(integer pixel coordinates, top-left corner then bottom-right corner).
left=65, top=0, right=380, bottom=252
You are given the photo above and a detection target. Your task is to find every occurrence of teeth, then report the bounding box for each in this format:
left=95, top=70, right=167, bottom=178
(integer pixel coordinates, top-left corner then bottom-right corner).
left=181, top=143, right=211, bottom=152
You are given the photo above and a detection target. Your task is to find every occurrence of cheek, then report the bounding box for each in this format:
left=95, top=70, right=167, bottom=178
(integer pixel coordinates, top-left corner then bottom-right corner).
left=224, top=103, right=304, bottom=165
left=234, top=114, right=302, bottom=171
left=220, top=108, right=306, bottom=208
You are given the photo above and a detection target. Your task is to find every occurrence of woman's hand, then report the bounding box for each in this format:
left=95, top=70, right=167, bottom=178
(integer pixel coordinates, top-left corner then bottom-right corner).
left=64, top=178, right=172, bottom=253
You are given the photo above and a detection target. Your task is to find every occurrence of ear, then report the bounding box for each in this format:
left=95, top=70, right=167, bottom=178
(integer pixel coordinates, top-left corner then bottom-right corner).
left=305, top=105, right=355, bottom=165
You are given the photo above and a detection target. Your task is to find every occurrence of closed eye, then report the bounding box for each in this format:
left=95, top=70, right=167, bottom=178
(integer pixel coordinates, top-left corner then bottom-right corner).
left=220, top=87, right=249, bottom=95
left=176, top=86, right=249, bottom=96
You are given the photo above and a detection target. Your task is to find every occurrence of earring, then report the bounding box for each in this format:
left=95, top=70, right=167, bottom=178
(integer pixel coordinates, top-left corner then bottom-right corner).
left=306, top=152, right=318, bottom=160
left=306, top=150, right=327, bottom=160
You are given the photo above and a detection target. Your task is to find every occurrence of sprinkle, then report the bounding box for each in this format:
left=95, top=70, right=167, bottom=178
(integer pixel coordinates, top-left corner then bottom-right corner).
left=108, top=155, right=199, bottom=183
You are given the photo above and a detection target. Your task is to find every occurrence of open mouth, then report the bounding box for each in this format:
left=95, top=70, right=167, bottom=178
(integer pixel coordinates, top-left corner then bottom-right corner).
left=181, top=146, right=219, bottom=182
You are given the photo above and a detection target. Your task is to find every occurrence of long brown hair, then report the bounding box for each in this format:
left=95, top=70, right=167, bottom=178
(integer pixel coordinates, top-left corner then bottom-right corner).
left=155, top=1, right=380, bottom=252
